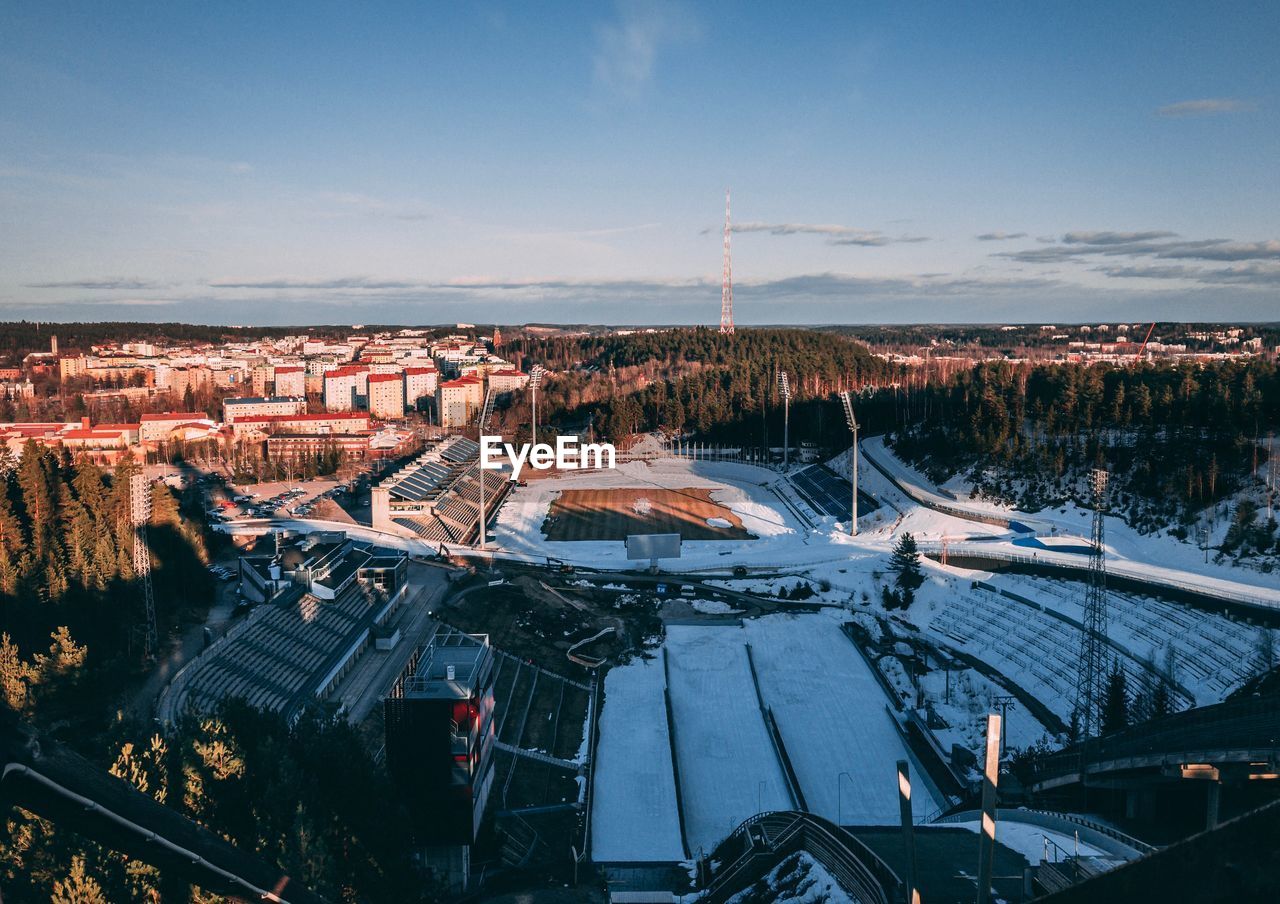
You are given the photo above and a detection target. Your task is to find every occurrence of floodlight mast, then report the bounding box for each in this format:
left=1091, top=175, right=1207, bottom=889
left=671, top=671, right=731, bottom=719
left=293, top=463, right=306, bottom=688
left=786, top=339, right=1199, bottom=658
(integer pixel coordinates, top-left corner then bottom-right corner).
left=777, top=370, right=791, bottom=468
left=840, top=391, right=858, bottom=536
left=529, top=364, right=545, bottom=446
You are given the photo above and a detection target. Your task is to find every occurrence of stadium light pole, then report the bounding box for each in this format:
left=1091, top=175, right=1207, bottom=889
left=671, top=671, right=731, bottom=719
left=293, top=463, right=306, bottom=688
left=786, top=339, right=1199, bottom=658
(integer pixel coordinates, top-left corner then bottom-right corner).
left=529, top=364, right=545, bottom=446
left=840, top=391, right=859, bottom=536
left=477, top=460, right=487, bottom=548
left=777, top=370, right=791, bottom=469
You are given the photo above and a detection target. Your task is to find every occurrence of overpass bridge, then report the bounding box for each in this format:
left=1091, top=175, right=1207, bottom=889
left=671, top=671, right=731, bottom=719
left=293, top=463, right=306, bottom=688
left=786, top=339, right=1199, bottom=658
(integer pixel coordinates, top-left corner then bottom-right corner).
left=1028, top=695, right=1280, bottom=795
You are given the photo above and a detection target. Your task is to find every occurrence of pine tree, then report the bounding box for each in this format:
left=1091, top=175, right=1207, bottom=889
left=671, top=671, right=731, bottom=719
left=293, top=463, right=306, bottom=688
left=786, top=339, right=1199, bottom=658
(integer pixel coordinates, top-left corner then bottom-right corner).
left=0, top=632, right=37, bottom=712
left=1102, top=663, right=1130, bottom=735
left=50, top=854, right=109, bottom=904
left=890, top=532, right=924, bottom=593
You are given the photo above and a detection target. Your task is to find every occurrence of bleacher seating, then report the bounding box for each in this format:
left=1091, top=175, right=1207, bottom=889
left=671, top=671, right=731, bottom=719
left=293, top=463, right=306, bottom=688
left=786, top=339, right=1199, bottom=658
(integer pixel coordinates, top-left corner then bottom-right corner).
left=380, top=437, right=512, bottom=544
left=926, top=588, right=1190, bottom=724
left=171, top=580, right=385, bottom=722
left=1001, top=576, right=1262, bottom=703
left=924, top=573, right=1266, bottom=727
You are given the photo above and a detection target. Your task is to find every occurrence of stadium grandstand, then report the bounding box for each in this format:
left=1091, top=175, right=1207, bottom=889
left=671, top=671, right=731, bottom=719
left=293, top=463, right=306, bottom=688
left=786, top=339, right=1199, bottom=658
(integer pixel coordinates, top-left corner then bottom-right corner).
left=157, top=532, right=408, bottom=727
left=371, top=435, right=511, bottom=544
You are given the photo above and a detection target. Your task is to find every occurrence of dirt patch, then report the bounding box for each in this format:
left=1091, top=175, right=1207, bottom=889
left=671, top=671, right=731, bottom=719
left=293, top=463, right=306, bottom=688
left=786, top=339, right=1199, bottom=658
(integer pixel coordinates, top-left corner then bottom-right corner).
left=542, top=487, right=754, bottom=541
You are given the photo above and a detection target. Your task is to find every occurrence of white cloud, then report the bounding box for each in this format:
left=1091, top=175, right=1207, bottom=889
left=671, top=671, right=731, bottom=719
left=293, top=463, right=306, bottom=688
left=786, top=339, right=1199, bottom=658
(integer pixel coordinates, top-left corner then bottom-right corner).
left=1157, top=98, right=1256, bottom=118
left=728, top=221, right=928, bottom=246
left=592, top=0, right=699, bottom=98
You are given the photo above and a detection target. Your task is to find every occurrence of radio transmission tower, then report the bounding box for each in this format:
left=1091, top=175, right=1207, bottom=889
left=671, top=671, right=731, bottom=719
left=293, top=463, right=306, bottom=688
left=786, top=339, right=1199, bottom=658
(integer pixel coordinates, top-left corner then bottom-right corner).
left=130, top=473, right=158, bottom=661
left=1073, top=468, right=1110, bottom=738
left=720, top=190, right=735, bottom=335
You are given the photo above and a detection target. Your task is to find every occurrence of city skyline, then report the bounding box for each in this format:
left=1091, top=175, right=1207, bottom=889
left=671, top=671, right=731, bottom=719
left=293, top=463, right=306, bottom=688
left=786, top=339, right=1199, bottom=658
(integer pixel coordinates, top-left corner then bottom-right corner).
left=2, top=1, right=1278, bottom=325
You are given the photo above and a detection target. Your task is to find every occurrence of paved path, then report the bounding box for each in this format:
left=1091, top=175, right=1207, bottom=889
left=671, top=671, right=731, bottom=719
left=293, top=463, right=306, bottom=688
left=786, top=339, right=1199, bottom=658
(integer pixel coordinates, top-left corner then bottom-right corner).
left=328, top=564, right=452, bottom=723
left=125, top=568, right=240, bottom=723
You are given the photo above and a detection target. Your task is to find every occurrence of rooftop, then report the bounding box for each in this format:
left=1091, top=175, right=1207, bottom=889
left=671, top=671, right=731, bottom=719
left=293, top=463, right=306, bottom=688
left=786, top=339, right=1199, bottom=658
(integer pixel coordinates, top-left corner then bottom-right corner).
left=395, top=631, right=492, bottom=700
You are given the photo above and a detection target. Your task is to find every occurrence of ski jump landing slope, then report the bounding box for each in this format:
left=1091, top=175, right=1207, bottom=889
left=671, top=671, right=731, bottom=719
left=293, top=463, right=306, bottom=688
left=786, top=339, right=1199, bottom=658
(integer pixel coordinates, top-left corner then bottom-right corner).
left=664, top=625, right=794, bottom=854
left=590, top=657, right=686, bottom=862
left=743, top=612, right=939, bottom=825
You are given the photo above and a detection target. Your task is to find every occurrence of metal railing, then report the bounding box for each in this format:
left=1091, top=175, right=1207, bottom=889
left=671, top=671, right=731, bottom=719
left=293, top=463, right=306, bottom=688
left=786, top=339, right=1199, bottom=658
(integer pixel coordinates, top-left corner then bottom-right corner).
left=919, top=541, right=1280, bottom=612
left=1029, top=695, right=1280, bottom=787
left=700, top=810, right=900, bottom=904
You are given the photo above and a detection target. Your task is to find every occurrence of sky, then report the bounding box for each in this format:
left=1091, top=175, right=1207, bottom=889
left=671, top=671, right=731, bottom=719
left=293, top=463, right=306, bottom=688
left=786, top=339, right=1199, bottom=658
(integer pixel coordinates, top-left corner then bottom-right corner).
left=1, top=1, right=1278, bottom=326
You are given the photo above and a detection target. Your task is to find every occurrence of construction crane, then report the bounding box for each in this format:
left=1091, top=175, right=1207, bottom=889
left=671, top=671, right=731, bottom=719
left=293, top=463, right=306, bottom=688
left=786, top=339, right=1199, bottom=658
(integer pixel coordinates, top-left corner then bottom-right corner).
left=1134, top=322, right=1157, bottom=363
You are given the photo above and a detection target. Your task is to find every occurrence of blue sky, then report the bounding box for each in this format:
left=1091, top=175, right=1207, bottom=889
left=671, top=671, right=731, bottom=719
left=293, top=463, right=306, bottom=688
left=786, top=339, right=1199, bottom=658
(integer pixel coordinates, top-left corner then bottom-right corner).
left=1, top=1, right=1277, bottom=325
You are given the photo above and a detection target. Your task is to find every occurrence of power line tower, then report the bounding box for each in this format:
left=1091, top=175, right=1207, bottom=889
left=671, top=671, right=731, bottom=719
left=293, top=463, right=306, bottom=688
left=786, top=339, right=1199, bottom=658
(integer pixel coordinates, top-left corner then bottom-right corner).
left=1073, top=468, right=1110, bottom=738
left=719, top=190, right=735, bottom=335
left=129, top=473, right=158, bottom=662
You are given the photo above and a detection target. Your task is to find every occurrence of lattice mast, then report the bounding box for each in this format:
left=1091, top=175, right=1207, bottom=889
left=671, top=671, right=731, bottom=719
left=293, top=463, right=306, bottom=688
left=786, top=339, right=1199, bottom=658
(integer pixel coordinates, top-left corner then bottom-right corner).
left=1074, top=469, right=1110, bottom=738
left=720, top=190, right=735, bottom=335
left=129, top=473, right=158, bottom=661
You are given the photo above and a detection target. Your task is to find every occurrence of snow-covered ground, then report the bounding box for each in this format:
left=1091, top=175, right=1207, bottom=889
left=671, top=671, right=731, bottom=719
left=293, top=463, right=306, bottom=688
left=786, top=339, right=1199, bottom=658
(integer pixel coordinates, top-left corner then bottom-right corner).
left=742, top=611, right=941, bottom=825
left=592, top=611, right=946, bottom=863
left=920, top=667, right=1053, bottom=753
left=862, top=435, right=1280, bottom=602
left=591, top=656, right=686, bottom=862
left=665, top=625, right=794, bottom=853
left=949, top=820, right=1106, bottom=864
left=723, top=851, right=855, bottom=904
left=494, top=459, right=817, bottom=569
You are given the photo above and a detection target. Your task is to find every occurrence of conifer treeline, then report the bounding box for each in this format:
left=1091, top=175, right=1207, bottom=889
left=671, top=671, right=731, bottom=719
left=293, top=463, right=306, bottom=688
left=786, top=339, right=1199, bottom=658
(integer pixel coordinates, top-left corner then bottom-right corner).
left=0, top=442, right=212, bottom=689
left=893, top=359, right=1279, bottom=532
left=509, top=327, right=899, bottom=447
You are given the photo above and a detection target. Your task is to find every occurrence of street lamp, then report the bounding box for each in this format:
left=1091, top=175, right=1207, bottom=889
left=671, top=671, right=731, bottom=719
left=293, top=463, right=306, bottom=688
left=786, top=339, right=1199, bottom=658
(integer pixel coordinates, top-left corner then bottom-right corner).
left=529, top=364, right=545, bottom=446
left=840, top=391, right=859, bottom=536
left=777, top=370, right=791, bottom=468
left=837, top=771, right=853, bottom=827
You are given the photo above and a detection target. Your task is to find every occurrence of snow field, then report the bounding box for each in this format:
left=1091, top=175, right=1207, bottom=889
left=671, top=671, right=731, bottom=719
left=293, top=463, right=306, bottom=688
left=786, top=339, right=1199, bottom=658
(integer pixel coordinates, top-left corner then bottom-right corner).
left=590, top=657, right=686, bottom=862
left=742, top=612, right=941, bottom=825
left=664, top=625, right=794, bottom=853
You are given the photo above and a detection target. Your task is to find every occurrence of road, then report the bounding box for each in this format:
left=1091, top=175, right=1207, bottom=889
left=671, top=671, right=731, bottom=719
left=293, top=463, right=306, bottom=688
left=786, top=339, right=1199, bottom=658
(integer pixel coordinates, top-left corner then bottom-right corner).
left=125, top=562, right=241, bottom=723
left=327, top=563, right=455, bottom=723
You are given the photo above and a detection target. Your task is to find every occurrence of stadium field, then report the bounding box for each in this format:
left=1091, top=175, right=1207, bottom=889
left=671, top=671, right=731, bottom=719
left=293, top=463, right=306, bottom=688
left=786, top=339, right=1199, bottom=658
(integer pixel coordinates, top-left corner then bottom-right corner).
left=542, top=487, right=754, bottom=541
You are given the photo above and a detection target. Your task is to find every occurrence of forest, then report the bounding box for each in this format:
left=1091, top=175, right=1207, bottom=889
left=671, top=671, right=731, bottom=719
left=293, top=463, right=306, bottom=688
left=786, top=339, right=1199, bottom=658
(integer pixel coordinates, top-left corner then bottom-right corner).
left=891, top=359, right=1279, bottom=543
left=498, top=327, right=904, bottom=450
left=0, top=445, right=214, bottom=705
left=505, top=328, right=1277, bottom=547
left=1, top=702, right=431, bottom=903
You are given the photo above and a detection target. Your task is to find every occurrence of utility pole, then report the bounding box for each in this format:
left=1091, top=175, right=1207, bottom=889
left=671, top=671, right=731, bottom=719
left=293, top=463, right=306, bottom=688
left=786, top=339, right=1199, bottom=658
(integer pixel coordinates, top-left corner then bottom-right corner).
left=840, top=391, right=859, bottom=536
left=976, top=712, right=1003, bottom=904
left=777, top=370, right=791, bottom=468
left=992, top=695, right=1015, bottom=758
left=896, top=760, right=920, bottom=904
left=529, top=364, right=544, bottom=446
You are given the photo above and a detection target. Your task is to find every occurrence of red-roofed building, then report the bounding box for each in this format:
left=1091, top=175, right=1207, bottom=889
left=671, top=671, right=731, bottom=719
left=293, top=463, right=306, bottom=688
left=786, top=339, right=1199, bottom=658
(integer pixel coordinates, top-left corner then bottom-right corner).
left=228, top=411, right=372, bottom=438
left=436, top=376, right=484, bottom=429
left=323, top=365, right=370, bottom=411
left=139, top=411, right=218, bottom=444
left=404, top=365, right=438, bottom=410
left=367, top=372, right=405, bottom=419
left=272, top=365, right=306, bottom=397
left=486, top=368, right=529, bottom=394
